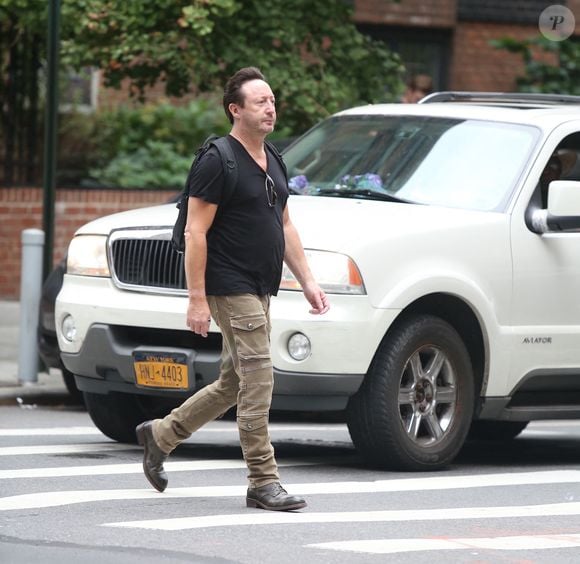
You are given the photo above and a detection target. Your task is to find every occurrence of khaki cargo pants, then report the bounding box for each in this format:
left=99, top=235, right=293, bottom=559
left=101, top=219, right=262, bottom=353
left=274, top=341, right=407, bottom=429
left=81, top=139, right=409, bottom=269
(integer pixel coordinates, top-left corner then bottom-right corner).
left=153, top=294, right=279, bottom=488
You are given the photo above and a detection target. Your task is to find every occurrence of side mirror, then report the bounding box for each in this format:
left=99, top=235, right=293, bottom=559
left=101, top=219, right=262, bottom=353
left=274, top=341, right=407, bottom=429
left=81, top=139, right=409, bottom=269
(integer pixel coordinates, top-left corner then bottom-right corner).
left=531, top=180, right=580, bottom=233
left=547, top=180, right=580, bottom=215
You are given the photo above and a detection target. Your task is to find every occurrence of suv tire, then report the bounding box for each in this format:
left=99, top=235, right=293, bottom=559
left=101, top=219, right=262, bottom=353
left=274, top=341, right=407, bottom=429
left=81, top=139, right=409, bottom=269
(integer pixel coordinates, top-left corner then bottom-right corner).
left=347, top=314, right=474, bottom=471
left=61, top=366, right=84, bottom=405
left=83, top=391, right=171, bottom=443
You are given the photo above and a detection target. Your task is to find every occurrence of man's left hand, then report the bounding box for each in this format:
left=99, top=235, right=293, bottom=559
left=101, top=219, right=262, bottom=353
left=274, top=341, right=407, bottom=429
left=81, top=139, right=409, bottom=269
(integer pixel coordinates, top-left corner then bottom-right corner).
left=303, top=282, right=330, bottom=315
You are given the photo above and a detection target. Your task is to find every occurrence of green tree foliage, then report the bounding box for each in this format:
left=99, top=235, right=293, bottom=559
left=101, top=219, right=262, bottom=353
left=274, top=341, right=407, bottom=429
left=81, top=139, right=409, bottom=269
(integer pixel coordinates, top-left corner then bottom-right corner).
left=0, top=0, right=48, bottom=102
left=0, top=0, right=47, bottom=39
left=0, top=0, right=47, bottom=184
left=60, top=0, right=404, bottom=134
left=492, top=36, right=580, bottom=95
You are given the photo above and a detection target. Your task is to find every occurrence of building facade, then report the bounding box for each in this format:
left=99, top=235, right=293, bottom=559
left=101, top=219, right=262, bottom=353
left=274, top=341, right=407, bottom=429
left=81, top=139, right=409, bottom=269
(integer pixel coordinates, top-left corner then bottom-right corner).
left=353, top=0, right=579, bottom=93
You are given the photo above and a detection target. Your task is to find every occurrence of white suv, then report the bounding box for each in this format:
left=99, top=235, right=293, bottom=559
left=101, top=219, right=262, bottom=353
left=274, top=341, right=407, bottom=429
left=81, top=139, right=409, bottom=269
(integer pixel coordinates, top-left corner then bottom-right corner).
left=56, top=92, right=580, bottom=471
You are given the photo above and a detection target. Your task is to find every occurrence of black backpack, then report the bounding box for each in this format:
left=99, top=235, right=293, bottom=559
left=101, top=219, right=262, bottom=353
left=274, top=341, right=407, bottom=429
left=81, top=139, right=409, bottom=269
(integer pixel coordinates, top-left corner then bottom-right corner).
left=171, top=135, right=287, bottom=253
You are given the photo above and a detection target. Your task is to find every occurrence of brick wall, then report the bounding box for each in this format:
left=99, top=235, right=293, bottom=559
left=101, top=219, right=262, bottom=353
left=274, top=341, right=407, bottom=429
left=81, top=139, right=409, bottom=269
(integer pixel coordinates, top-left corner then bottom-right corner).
left=569, top=0, right=580, bottom=34
left=354, top=0, right=457, bottom=27
left=0, top=188, right=177, bottom=300
left=449, top=22, right=559, bottom=91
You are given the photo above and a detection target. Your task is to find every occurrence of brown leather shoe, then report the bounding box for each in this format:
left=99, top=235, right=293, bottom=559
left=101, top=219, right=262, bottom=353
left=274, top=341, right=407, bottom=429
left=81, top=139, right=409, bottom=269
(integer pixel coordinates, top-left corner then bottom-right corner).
left=246, top=482, right=307, bottom=511
left=136, top=421, right=168, bottom=492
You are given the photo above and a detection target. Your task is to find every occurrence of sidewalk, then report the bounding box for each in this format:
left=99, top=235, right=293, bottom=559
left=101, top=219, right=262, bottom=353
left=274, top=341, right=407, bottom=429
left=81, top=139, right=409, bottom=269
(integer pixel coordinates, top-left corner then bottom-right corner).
left=0, top=300, right=72, bottom=406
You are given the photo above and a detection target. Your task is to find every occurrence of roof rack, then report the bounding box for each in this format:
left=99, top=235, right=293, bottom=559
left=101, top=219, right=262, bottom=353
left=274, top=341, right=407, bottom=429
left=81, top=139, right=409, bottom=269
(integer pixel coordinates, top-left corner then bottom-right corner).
left=419, top=91, right=580, bottom=107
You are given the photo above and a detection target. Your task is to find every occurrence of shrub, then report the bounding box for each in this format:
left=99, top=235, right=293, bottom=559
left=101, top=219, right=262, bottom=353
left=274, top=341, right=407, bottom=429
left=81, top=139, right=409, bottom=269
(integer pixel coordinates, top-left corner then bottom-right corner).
left=88, top=140, right=192, bottom=189
left=91, top=96, right=230, bottom=164
left=59, top=95, right=231, bottom=188
left=491, top=36, right=580, bottom=96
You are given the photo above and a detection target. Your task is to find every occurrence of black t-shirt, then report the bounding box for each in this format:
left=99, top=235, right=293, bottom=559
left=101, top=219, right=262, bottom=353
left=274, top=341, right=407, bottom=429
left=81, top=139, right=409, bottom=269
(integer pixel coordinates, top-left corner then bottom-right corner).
left=187, top=135, right=289, bottom=296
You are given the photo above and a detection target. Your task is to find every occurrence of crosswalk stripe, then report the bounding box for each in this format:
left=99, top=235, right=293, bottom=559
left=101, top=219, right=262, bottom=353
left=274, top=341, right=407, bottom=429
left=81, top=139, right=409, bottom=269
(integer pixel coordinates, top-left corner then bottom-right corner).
left=0, top=458, right=320, bottom=480
left=0, top=427, right=103, bottom=437
left=0, top=423, right=347, bottom=437
left=104, top=502, right=580, bottom=530
left=1, top=470, right=580, bottom=511
left=0, top=443, right=140, bottom=457
left=307, top=533, right=580, bottom=554
left=0, top=488, right=177, bottom=511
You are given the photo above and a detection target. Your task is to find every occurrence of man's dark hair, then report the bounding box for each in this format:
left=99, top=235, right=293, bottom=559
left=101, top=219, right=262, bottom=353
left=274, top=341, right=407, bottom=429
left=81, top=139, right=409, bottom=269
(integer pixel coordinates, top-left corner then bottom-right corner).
left=223, top=67, right=266, bottom=124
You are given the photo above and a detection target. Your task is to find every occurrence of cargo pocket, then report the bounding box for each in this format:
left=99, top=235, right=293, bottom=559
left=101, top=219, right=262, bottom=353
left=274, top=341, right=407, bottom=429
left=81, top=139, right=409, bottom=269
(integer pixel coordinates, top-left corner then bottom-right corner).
left=238, top=415, right=268, bottom=433
left=238, top=414, right=278, bottom=482
left=230, top=314, right=272, bottom=374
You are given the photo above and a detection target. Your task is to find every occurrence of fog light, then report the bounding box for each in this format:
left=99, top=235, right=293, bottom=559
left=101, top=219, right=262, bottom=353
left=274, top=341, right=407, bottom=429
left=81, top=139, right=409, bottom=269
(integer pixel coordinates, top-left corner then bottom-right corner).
left=61, top=315, right=77, bottom=342
left=287, top=332, right=311, bottom=361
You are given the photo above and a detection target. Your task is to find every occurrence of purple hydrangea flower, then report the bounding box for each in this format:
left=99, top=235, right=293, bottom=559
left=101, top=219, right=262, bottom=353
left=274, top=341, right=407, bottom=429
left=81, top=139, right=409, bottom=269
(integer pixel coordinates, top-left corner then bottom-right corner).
left=288, top=175, right=309, bottom=192
left=340, top=173, right=383, bottom=190
left=358, top=173, right=383, bottom=190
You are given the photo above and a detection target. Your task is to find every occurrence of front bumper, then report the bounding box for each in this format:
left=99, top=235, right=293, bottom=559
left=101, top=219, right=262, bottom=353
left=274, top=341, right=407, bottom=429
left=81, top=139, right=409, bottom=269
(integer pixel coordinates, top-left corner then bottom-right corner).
left=61, top=323, right=364, bottom=411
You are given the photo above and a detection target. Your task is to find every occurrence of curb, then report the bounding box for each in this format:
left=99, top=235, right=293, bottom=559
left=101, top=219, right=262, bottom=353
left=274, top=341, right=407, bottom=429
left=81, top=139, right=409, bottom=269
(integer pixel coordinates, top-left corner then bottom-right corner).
left=0, top=386, right=81, bottom=407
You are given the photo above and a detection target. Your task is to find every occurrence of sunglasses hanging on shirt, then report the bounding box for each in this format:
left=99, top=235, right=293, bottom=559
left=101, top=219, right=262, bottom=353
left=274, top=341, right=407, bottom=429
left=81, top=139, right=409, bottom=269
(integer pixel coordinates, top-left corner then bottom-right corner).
left=265, top=173, right=277, bottom=207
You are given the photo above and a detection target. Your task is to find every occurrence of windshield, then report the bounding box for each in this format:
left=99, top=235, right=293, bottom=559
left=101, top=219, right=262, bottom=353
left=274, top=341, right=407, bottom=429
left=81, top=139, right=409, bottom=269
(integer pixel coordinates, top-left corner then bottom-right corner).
left=283, top=115, right=538, bottom=211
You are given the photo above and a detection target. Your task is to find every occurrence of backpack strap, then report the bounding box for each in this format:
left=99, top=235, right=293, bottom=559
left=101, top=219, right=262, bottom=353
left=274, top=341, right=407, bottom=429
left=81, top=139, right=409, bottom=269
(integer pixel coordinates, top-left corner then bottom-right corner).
left=264, top=140, right=288, bottom=181
left=210, top=136, right=238, bottom=207
left=179, top=134, right=220, bottom=204
left=180, top=135, right=237, bottom=207
left=171, top=135, right=237, bottom=253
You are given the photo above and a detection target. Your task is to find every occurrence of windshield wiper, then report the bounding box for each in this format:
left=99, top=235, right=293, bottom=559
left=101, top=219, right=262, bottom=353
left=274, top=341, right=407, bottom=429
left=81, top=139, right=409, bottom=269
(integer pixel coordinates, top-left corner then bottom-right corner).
left=316, top=188, right=406, bottom=203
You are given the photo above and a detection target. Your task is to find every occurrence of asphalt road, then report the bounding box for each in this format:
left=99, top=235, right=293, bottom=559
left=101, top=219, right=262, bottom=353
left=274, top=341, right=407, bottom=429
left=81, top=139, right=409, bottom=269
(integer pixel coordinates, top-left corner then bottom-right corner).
left=2, top=404, right=580, bottom=563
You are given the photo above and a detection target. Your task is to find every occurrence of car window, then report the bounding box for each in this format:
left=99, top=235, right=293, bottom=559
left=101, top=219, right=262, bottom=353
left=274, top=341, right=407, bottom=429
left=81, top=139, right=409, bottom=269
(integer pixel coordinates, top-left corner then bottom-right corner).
left=536, top=134, right=580, bottom=209
left=283, top=115, right=539, bottom=212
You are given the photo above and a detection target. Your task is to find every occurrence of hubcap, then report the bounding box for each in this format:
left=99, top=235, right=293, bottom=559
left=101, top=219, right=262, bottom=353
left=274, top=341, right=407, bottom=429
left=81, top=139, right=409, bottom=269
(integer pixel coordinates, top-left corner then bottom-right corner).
left=398, top=345, right=457, bottom=446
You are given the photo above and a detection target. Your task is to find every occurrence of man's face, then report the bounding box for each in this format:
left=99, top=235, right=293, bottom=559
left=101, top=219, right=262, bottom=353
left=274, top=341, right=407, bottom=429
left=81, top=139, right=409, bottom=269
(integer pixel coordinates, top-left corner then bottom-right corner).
left=232, top=79, right=276, bottom=134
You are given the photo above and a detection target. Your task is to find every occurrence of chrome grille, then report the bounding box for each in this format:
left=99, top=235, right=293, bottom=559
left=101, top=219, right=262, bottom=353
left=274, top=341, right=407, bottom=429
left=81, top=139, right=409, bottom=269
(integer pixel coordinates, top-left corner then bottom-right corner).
left=109, top=230, right=186, bottom=294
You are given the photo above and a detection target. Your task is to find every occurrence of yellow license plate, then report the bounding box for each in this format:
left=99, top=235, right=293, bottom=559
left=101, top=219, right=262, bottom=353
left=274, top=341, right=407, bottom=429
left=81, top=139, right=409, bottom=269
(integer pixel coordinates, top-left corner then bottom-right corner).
left=133, top=352, right=188, bottom=389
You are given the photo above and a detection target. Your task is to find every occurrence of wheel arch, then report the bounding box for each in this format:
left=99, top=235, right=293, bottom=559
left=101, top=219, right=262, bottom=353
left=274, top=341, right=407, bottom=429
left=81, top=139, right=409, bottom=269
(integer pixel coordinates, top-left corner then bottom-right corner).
left=385, top=293, right=487, bottom=408
left=347, top=296, right=482, bottom=470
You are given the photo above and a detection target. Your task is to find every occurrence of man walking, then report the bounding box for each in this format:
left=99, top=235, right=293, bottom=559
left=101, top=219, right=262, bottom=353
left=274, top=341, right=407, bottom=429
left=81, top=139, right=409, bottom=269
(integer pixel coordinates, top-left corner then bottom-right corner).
left=136, top=67, right=329, bottom=511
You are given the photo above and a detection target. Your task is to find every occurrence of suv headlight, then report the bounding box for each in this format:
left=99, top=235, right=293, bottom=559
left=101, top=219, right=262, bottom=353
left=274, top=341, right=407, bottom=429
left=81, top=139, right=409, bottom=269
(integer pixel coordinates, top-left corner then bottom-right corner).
left=66, top=235, right=110, bottom=277
left=280, top=250, right=365, bottom=295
